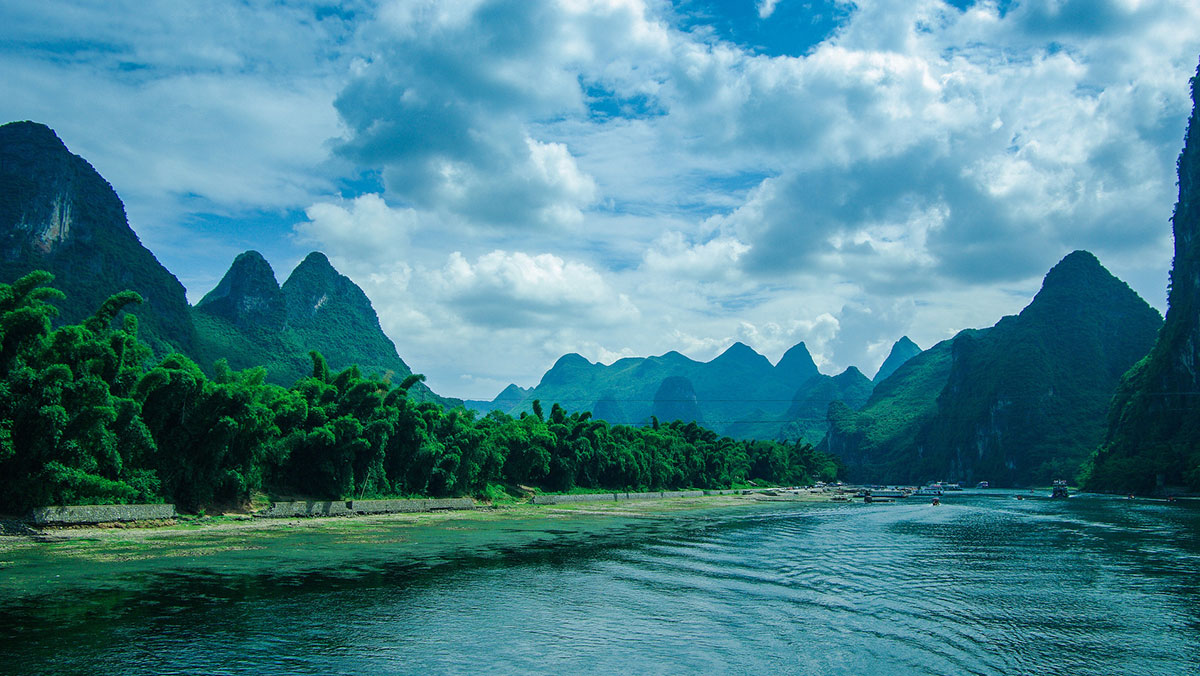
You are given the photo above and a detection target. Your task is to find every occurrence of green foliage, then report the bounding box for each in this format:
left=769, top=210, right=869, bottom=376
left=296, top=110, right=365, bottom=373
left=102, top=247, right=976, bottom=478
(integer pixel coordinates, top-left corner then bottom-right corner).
left=1088, top=65, right=1200, bottom=494
left=0, top=275, right=845, bottom=514
left=827, top=251, right=1162, bottom=487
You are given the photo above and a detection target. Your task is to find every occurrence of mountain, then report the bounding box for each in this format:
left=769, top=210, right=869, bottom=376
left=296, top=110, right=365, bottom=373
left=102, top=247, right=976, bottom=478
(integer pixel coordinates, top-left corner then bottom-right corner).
left=779, top=367, right=873, bottom=444
left=1090, top=64, right=1200, bottom=494
left=874, top=336, right=921, bottom=383
left=195, top=250, right=286, bottom=334
left=0, top=120, right=461, bottom=406
left=0, top=121, right=195, bottom=354
left=192, top=250, right=457, bottom=406
left=466, top=383, right=530, bottom=414
left=826, top=251, right=1162, bottom=486
left=472, top=340, right=870, bottom=441
left=653, top=376, right=703, bottom=424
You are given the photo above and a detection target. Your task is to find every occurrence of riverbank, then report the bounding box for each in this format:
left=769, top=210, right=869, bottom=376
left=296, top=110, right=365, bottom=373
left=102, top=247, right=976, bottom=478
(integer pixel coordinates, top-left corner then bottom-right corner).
left=0, top=492, right=829, bottom=565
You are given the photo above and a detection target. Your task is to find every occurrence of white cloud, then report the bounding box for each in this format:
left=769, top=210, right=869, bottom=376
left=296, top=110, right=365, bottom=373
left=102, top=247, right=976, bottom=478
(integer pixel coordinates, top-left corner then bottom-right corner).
left=757, top=0, right=782, bottom=20
left=434, top=249, right=639, bottom=328
left=297, top=194, right=422, bottom=265
left=6, top=0, right=1199, bottom=399
left=642, top=231, right=749, bottom=279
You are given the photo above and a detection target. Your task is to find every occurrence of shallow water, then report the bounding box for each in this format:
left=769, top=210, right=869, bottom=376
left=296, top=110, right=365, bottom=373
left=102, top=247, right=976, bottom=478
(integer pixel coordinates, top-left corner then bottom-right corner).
left=1, top=492, right=1198, bottom=675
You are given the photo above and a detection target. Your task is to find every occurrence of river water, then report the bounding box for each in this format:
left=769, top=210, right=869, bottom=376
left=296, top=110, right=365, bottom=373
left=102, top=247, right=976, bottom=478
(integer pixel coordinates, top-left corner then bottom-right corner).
left=1, top=492, right=1198, bottom=675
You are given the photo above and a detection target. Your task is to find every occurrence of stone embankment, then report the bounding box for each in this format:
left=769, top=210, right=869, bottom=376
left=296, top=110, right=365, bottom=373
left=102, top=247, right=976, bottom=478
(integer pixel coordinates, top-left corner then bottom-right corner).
left=260, top=498, right=475, bottom=518
left=28, top=504, right=177, bottom=526
left=532, top=489, right=751, bottom=505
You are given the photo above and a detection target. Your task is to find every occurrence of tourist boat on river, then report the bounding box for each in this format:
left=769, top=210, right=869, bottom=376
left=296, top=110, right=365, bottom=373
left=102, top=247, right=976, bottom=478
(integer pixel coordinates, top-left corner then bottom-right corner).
left=1051, top=480, right=1070, bottom=499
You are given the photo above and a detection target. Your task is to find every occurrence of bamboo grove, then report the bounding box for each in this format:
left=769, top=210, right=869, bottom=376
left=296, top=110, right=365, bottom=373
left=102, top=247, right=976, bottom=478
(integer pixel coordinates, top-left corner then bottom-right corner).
left=0, top=272, right=842, bottom=513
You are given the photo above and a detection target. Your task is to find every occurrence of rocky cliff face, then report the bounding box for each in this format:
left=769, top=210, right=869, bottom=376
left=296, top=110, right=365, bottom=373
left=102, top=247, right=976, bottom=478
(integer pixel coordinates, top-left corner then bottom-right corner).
left=0, top=121, right=195, bottom=353
left=1090, top=63, right=1200, bottom=492
left=826, top=251, right=1162, bottom=486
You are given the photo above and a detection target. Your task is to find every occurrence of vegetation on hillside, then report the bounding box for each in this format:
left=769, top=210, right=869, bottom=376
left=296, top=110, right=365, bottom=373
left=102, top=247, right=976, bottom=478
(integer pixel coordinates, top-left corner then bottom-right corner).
left=1088, top=64, right=1200, bottom=494
left=825, top=251, right=1162, bottom=487
left=0, top=273, right=841, bottom=514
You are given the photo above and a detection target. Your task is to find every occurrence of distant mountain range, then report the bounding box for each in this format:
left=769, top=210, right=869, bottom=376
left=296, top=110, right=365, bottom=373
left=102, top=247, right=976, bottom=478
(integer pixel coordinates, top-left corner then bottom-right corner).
left=825, top=250, right=1162, bottom=486
left=466, top=337, right=915, bottom=443
left=0, top=120, right=454, bottom=406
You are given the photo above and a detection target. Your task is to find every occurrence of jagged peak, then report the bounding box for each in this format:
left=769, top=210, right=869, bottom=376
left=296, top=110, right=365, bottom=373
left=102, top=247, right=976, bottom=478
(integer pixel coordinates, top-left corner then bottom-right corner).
left=198, top=251, right=280, bottom=302
left=874, top=336, right=922, bottom=383
left=285, top=251, right=338, bottom=283
left=538, top=352, right=593, bottom=387
left=1025, top=250, right=1153, bottom=319
left=834, top=366, right=869, bottom=384
left=495, top=383, right=527, bottom=401
left=299, top=250, right=333, bottom=268
left=776, top=341, right=820, bottom=382
left=712, top=341, right=766, bottom=363
left=196, top=250, right=285, bottom=331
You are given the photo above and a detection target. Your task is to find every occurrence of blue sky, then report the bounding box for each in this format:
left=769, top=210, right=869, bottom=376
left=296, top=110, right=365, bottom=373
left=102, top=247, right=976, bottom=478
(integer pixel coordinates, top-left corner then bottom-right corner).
left=2, top=0, right=1199, bottom=399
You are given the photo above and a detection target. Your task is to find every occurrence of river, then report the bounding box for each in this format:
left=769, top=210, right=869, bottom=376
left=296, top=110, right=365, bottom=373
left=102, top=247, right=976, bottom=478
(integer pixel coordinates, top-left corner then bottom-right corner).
left=1, top=491, right=1198, bottom=675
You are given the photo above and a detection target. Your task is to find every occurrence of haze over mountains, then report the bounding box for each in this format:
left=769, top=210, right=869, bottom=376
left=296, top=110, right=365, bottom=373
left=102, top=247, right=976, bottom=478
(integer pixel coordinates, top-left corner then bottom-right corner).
left=466, top=339, right=894, bottom=443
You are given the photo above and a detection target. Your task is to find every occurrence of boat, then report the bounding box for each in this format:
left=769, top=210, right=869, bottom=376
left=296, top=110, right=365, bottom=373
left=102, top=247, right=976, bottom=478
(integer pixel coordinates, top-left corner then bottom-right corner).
left=913, top=486, right=943, bottom=497
left=976, top=481, right=990, bottom=489
left=1051, top=480, right=1070, bottom=499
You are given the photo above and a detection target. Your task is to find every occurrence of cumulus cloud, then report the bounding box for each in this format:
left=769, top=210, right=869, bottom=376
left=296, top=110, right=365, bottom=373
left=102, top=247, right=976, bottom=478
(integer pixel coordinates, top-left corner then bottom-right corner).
left=8, top=0, right=1200, bottom=398
left=434, top=250, right=639, bottom=328
left=642, top=231, right=749, bottom=280
left=331, top=0, right=667, bottom=228
left=297, top=194, right=422, bottom=265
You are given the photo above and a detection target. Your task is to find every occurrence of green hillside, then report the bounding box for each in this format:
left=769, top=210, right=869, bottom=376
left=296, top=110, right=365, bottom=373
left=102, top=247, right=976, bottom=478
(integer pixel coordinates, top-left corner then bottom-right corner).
left=0, top=121, right=195, bottom=355
left=192, top=250, right=458, bottom=407
left=1089, top=64, right=1200, bottom=493
left=826, top=251, right=1161, bottom=486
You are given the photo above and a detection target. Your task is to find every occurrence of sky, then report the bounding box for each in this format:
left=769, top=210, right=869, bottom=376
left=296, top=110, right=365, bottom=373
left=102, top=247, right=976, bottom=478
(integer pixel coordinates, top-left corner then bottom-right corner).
left=2, top=0, right=1200, bottom=400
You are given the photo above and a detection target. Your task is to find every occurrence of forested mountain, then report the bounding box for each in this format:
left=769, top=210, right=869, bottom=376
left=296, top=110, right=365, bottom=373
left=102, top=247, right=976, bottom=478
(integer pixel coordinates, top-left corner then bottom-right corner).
left=0, top=121, right=456, bottom=406
left=0, top=121, right=195, bottom=355
left=1090, top=64, right=1200, bottom=493
left=873, top=336, right=921, bottom=382
left=192, top=250, right=456, bottom=406
left=825, top=251, right=1162, bottom=486
left=472, top=341, right=877, bottom=443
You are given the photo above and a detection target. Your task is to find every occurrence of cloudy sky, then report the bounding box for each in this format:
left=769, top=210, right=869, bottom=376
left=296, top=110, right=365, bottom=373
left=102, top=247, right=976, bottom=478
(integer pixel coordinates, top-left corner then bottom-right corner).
left=3, top=0, right=1200, bottom=400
